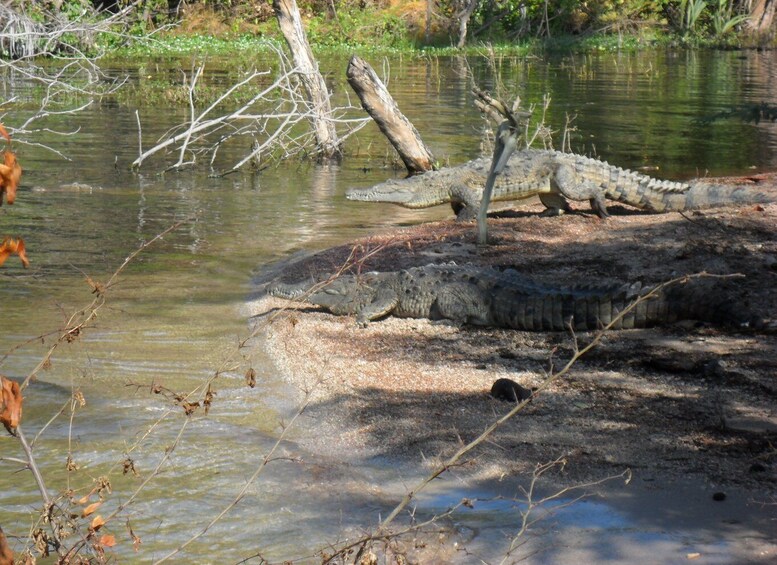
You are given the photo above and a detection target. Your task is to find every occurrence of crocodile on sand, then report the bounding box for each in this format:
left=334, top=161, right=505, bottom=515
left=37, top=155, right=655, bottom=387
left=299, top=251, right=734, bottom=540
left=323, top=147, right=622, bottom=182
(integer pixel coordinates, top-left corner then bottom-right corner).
left=346, top=149, right=774, bottom=219
left=268, top=264, right=756, bottom=331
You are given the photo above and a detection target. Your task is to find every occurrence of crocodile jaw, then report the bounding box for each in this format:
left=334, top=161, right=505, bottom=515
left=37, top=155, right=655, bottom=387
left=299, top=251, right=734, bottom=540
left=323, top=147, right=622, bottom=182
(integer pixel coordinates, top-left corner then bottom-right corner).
left=346, top=179, right=420, bottom=205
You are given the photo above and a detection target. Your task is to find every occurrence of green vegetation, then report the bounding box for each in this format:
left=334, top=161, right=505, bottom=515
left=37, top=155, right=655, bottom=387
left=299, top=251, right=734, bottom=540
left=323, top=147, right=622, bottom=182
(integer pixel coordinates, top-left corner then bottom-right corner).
left=4, top=0, right=773, bottom=59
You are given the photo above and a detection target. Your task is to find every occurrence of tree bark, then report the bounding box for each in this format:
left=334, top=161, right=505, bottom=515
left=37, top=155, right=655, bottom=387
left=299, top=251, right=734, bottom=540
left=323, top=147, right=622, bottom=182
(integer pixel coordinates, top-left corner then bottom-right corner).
left=273, top=0, right=342, bottom=162
left=747, top=0, right=776, bottom=34
left=456, top=0, right=479, bottom=49
left=346, top=55, right=436, bottom=175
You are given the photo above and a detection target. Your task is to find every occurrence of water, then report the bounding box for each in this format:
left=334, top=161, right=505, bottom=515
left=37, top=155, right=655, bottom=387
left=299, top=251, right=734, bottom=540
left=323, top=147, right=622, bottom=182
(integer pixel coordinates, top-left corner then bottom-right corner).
left=1, top=49, right=776, bottom=561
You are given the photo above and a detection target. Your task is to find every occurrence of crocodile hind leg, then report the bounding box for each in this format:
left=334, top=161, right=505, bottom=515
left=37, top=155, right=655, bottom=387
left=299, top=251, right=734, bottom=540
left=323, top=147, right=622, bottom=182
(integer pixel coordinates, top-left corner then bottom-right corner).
left=432, top=283, right=491, bottom=325
left=588, top=194, right=610, bottom=218
left=553, top=164, right=610, bottom=218
left=539, top=193, right=572, bottom=216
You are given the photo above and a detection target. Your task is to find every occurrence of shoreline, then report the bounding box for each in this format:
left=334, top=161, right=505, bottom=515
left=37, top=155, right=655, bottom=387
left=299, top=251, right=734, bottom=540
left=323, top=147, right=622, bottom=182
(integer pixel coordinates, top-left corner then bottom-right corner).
left=249, top=185, right=777, bottom=484
left=246, top=194, right=777, bottom=561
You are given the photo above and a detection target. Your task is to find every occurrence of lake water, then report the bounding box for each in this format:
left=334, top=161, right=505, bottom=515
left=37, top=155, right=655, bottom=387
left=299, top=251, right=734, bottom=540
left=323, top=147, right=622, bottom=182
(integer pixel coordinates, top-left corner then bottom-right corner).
left=1, top=48, right=775, bottom=561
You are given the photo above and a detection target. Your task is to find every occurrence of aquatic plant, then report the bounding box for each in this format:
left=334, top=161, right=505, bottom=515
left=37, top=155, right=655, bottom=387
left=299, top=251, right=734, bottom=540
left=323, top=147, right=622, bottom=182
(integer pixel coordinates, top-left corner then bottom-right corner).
left=710, top=0, right=749, bottom=36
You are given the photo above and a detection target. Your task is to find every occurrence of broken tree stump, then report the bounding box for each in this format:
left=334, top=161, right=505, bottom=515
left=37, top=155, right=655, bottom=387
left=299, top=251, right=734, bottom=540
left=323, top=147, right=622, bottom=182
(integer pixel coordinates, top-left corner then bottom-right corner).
left=346, top=55, right=436, bottom=174
left=273, top=0, right=342, bottom=162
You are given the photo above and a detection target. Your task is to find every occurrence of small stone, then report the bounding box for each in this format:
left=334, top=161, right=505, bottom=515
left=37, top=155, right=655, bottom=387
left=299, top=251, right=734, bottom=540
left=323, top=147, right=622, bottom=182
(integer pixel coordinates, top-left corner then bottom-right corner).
left=712, top=492, right=726, bottom=502
left=490, top=378, right=533, bottom=402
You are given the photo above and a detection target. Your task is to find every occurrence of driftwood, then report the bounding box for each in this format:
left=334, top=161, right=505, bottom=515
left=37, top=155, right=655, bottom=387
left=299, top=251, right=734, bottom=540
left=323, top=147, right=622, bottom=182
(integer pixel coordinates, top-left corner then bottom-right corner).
left=346, top=55, right=436, bottom=174
left=273, top=0, right=342, bottom=161
left=472, top=88, right=525, bottom=245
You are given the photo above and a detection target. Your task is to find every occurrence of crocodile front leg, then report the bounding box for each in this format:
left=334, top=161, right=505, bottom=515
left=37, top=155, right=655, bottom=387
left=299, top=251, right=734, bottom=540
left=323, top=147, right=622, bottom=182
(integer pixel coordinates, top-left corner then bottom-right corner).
left=553, top=164, right=610, bottom=218
left=449, top=184, right=483, bottom=221
left=356, top=287, right=400, bottom=326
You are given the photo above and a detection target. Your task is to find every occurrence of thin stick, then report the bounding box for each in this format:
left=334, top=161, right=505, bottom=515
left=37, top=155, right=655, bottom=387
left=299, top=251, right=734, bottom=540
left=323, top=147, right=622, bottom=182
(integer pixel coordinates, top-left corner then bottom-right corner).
left=375, top=273, right=718, bottom=531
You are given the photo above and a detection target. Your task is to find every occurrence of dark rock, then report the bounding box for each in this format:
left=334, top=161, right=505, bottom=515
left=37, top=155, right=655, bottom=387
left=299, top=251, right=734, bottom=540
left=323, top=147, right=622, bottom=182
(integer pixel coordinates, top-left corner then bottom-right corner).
left=490, top=378, right=533, bottom=403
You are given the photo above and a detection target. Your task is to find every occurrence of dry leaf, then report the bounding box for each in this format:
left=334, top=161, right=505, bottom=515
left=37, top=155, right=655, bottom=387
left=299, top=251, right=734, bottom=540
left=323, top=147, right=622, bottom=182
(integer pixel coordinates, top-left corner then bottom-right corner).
left=127, top=521, right=142, bottom=552
left=123, top=457, right=139, bottom=477
left=0, top=237, right=29, bottom=268
left=203, top=384, right=215, bottom=415
left=0, top=123, right=11, bottom=143
left=77, top=494, right=92, bottom=505
left=98, top=534, right=116, bottom=548
left=82, top=502, right=102, bottom=517
left=180, top=401, right=199, bottom=415
left=0, top=151, right=21, bottom=205
left=90, top=515, right=105, bottom=531
left=245, top=367, right=256, bottom=388
left=0, top=526, right=13, bottom=565
left=0, top=375, right=23, bottom=435
left=66, top=455, right=78, bottom=472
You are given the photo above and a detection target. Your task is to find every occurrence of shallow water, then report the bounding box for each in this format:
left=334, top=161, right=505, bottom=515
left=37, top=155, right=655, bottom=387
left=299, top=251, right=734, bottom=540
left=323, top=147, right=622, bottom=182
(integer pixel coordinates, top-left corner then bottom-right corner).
left=1, top=49, right=776, bottom=561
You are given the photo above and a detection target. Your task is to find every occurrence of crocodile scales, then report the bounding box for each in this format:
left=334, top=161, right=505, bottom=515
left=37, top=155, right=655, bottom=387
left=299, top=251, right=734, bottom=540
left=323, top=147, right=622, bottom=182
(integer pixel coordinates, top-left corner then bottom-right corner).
left=346, top=149, right=773, bottom=219
left=268, top=264, right=755, bottom=331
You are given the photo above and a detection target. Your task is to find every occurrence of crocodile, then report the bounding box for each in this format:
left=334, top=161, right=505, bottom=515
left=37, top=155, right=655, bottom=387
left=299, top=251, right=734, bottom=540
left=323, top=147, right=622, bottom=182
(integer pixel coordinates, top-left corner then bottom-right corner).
left=268, top=264, right=755, bottom=331
left=346, top=149, right=774, bottom=219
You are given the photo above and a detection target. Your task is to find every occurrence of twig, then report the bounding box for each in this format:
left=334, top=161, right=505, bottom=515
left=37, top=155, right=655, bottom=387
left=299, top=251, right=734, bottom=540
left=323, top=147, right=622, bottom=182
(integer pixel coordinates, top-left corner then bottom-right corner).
left=374, top=273, right=718, bottom=532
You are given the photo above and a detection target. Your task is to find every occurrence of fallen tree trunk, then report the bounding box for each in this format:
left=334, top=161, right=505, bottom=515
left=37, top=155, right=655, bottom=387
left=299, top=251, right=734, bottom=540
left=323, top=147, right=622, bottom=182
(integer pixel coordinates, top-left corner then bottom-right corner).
left=346, top=55, right=436, bottom=174
left=273, top=0, right=342, bottom=162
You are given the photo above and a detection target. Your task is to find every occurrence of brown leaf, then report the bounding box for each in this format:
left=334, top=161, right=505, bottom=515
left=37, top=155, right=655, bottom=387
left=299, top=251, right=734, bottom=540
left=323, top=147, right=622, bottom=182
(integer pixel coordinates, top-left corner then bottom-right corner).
left=181, top=401, right=199, bottom=416
left=245, top=368, right=256, bottom=388
left=0, top=123, right=11, bottom=143
left=90, top=515, right=105, bottom=531
left=98, top=534, right=116, bottom=548
left=0, top=375, right=23, bottom=435
left=126, top=521, right=142, bottom=552
left=0, top=151, right=21, bottom=205
left=203, top=385, right=215, bottom=415
left=123, top=457, right=139, bottom=477
left=0, top=237, right=29, bottom=268
left=76, top=494, right=92, bottom=505
left=82, top=501, right=102, bottom=517
left=0, top=526, right=13, bottom=565
left=66, top=455, right=78, bottom=471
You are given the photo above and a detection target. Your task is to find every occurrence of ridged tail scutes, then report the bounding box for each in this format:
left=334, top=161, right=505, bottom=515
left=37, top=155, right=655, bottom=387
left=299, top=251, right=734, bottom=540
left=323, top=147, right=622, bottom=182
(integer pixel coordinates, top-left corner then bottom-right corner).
left=666, top=182, right=774, bottom=212
left=491, top=278, right=758, bottom=331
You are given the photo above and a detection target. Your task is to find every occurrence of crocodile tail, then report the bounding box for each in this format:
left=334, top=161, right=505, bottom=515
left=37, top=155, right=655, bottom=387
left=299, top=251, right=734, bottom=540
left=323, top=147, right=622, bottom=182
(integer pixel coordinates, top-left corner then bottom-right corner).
left=491, top=279, right=759, bottom=331
left=653, top=279, right=761, bottom=329
left=640, top=182, right=774, bottom=212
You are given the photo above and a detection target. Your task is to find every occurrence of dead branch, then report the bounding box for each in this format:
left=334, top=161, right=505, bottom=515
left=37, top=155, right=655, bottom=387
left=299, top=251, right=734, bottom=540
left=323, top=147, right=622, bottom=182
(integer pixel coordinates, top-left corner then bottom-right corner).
left=131, top=42, right=368, bottom=173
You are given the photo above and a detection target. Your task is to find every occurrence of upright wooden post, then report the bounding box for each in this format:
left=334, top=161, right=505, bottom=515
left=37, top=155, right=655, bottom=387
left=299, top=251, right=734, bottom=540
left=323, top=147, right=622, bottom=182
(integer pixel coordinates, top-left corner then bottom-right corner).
left=273, top=0, right=342, bottom=162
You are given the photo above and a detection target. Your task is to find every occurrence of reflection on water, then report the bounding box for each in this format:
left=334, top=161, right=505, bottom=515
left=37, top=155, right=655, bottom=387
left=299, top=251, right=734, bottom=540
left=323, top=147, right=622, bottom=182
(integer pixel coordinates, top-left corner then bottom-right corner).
left=0, top=49, right=776, bottom=560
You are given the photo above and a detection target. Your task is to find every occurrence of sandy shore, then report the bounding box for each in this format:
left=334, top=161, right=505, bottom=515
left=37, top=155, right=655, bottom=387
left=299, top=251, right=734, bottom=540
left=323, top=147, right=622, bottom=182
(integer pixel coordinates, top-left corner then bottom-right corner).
left=248, top=184, right=777, bottom=562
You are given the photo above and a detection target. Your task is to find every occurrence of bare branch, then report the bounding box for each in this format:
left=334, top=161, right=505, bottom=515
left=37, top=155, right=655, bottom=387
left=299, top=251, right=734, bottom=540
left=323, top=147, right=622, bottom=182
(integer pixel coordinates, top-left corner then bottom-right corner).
left=132, top=42, right=369, bottom=173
